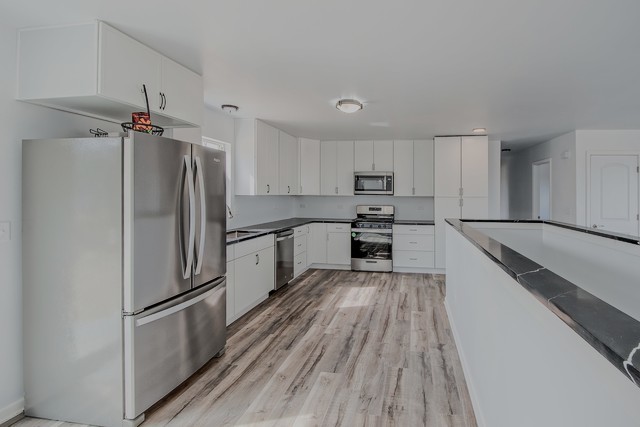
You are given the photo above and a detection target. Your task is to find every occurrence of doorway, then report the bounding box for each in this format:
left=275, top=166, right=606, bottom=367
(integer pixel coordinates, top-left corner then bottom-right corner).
left=589, top=154, right=639, bottom=236
left=532, top=159, right=552, bottom=220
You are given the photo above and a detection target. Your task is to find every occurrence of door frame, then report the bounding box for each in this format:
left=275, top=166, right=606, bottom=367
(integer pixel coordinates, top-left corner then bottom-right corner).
left=532, top=158, right=552, bottom=220
left=586, top=151, right=640, bottom=232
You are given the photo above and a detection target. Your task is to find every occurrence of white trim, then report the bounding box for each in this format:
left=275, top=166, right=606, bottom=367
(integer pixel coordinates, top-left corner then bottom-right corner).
left=532, top=158, right=552, bottom=220
left=0, top=398, right=24, bottom=425
left=444, top=299, right=487, bottom=427
left=392, top=267, right=445, bottom=274
left=308, top=264, right=351, bottom=270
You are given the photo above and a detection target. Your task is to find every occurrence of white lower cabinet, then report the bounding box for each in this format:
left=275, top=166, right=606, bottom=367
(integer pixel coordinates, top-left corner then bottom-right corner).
left=307, top=222, right=351, bottom=267
left=392, top=225, right=435, bottom=271
left=308, top=223, right=328, bottom=264
left=226, top=235, right=274, bottom=325
left=293, top=225, right=310, bottom=278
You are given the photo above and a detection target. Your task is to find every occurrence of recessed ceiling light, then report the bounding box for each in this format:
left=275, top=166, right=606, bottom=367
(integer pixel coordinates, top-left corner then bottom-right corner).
left=221, top=104, right=239, bottom=113
left=336, top=99, right=363, bottom=113
left=472, top=127, right=487, bottom=133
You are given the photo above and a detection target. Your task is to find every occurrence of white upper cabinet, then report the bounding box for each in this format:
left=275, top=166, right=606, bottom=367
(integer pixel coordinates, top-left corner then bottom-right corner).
left=354, top=141, right=374, bottom=171
left=278, top=130, right=299, bottom=195
left=235, top=119, right=280, bottom=195
left=99, top=23, right=162, bottom=111
left=393, top=139, right=434, bottom=196
left=158, top=57, right=203, bottom=127
left=299, top=138, right=321, bottom=195
left=321, top=141, right=354, bottom=196
left=434, top=136, right=463, bottom=197
left=461, top=136, right=489, bottom=197
left=354, top=140, right=394, bottom=172
left=18, top=21, right=202, bottom=127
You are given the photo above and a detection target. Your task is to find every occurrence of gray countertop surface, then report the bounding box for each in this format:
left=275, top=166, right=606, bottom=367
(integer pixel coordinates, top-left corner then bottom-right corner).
left=227, top=217, right=434, bottom=244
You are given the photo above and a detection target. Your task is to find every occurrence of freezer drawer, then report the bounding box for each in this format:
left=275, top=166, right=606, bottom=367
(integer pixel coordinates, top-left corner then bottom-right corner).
left=124, top=278, right=226, bottom=420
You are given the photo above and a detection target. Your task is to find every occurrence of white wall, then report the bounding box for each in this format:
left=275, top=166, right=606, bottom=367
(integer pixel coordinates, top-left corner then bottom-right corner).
left=575, top=130, right=640, bottom=227
left=488, top=139, right=502, bottom=218
left=0, top=22, right=124, bottom=423
left=295, top=196, right=434, bottom=220
left=506, top=131, right=577, bottom=222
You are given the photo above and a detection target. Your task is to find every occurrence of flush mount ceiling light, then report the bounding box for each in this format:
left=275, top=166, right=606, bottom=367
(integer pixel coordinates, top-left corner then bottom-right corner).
left=472, top=127, right=487, bottom=134
left=221, top=104, right=239, bottom=113
left=336, top=99, right=363, bottom=113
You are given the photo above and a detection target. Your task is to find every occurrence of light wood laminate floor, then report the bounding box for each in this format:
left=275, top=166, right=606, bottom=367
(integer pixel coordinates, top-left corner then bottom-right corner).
left=14, top=270, right=477, bottom=427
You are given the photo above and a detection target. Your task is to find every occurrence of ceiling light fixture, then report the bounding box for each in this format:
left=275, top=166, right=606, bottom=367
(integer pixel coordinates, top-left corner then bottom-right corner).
left=221, top=104, right=239, bottom=113
left=472, top=127, right=487, bottom=134
left=336, top=99, right=363, bottom=113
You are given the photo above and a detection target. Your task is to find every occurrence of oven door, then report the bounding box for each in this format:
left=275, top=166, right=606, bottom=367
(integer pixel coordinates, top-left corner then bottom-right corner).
left=351, top=229, right=393, bottom=272
left=354, top=173, right=393, bottom=195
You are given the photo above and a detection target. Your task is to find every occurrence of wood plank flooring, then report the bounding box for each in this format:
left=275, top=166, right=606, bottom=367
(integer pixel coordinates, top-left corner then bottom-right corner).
left=13, top=270, right=477, bottom=427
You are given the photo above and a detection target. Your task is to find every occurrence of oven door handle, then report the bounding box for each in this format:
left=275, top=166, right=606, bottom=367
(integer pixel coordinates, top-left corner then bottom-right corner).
left=351, top=228, right=393, bottom=234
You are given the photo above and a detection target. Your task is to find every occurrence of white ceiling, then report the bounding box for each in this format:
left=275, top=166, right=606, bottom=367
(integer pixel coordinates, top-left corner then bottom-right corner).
left=2, top=0, right=640, bottom=146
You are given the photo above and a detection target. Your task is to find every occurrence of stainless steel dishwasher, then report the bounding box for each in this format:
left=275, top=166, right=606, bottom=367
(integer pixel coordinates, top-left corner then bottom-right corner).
left=275, top=229, right=294, bottom=290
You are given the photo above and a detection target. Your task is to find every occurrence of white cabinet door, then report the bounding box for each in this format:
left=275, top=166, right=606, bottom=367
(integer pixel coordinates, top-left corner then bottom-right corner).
left=374, top=140, right=394, bottom=171
left=278, top=130, right=298, bottom=195
left=226, top=261, right=235, bottom=326
left=256, top=121, right=280, bottom=195
left=299, top=138, right=320, bottom=195
left=461, top=136, right=488, bottom=197
left=354, top=141, right=374, bottom=171
left=99, top=23, right=161, bottom=110
left=336, top=141, right=354, bottom=195
left=320, top=141, right=338, bottom=195
left=159, top=57, right=203, bottom=126
left=434, top=137, right=462, bottom=197
left=462, top=197, right=489, bottom=219
left=393, top=140, right=414, bottom=196
left=327, top=232, right=351, bottom=265
left=435, top=197, right=461, bottom=269
left=308, top=223, right=327, bottom=264
left=414, top=140, right=434, bottom=196
left=234, top=247, right=274, bottom=315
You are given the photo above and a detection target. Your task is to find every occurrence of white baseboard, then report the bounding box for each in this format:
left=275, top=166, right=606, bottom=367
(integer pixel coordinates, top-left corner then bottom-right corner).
left=0, top=398, right=24, bottom=425
left=444, top=298, right=486, bottom=427
left=392, top=267, right=445, bottom=274
left=308, top=264, right=350, bottom=270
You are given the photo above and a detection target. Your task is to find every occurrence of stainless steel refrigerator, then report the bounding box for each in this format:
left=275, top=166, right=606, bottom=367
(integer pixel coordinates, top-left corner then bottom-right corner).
left=22, top=132, right=227, bottom=427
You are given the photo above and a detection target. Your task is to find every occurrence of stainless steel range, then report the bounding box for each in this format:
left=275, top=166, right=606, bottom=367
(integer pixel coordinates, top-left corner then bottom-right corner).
left=351, top=205, right=394, bottom=272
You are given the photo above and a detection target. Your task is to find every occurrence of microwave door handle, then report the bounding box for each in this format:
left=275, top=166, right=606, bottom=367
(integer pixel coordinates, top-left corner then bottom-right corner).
left=183, top=155, right=196, bottom=279
left=194, top=156, right=206, bottom=275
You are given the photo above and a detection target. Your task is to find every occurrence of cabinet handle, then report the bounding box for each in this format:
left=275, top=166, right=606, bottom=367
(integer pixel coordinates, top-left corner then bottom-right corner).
left=256, top=253, right=259, bottom=265
left=288, top=185, right=291, bottom=194
left=335, top=186, right=338, bottom=194
left=267, top=184, right=270, bottom=194
left=459, top=199, right=464, bottom=207
left=459, top=187, right=464, bottom=196
left=409, top=258, right=418, bottom=261
left=409, top=241, right=418, bottom=244
left=163, top=93, right=167, bottom=110
left=409, top=228, right=418, bottom=232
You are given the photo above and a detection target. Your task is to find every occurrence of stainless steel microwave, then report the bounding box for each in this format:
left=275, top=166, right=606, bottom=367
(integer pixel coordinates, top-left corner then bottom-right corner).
left=354, top=172, right=394, bottom=195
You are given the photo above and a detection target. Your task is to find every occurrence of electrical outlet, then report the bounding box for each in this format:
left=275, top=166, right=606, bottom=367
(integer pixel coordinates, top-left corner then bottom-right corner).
left=299, top=203, right=306, bottom=209
left=0, top=221, right=10, bottom=241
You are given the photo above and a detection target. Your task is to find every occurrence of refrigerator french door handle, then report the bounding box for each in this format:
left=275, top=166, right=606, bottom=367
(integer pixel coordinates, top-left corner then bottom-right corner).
left=194, top=156, right=206, bottom=275
left=183, top=155, right=196, bottom=279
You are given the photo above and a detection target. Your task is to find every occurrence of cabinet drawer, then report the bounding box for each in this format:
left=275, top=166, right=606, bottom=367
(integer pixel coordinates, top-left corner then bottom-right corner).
left=294, top=252, right=307, bottom=278
left=393, top=251, right=435, bottom=268
left=326, top=223, right=350, bottom=232
left=393, top=224, right=434, bottom=235
left=294, top=235, right=307, bottom=256
left=233, top=234, right=274, bottom=259
left=294, top=225, right=309, bottom=237
left=393, top=234, right=434, bottom=251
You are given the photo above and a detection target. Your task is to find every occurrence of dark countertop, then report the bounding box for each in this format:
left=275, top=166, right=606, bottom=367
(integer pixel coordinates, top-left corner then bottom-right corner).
left=393, top=220, right=435, bottom=225
left=446, top=218, right=640, bottom=388
left=226, top=218, right=354, bottom=244
left=227, top=217, right=434, bottom=244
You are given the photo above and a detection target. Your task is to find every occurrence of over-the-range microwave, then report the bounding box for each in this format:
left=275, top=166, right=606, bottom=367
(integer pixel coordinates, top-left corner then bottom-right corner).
left=354, top=171, right=394, bottom=195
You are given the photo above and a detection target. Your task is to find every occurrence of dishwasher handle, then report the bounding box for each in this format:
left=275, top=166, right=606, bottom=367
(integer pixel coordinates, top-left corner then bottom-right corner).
left=276, top=229, right=295, bottom=241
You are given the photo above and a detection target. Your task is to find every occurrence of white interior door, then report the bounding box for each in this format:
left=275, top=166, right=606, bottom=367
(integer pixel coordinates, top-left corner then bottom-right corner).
left=532, top=159, right=552, bottom=220
left=589, top=155, right=639, bottom=236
